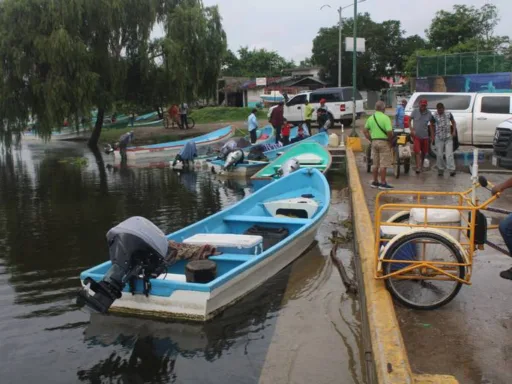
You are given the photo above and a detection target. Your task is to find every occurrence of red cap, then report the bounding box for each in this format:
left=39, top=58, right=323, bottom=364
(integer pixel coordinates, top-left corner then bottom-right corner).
left=320, top=98, right=326, bottom=103
left=419, top=99, right=428, bottom=106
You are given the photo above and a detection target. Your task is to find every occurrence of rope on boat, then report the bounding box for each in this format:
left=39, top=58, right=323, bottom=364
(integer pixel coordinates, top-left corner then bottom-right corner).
left=330, top=230, right=358, bottom=294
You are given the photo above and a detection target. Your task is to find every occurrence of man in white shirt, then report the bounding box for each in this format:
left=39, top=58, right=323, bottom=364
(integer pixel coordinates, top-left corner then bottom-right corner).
left=179, top=102, right=189, bottom=129
left=247, top=108, right=259, bottom=144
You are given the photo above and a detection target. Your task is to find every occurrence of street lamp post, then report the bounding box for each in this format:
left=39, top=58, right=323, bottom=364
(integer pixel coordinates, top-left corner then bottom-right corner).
left=321, top=0, right=365, bottom=88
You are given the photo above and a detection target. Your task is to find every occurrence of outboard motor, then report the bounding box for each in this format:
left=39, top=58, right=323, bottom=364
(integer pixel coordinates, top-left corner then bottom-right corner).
left=76, top=217, right=169, bottom=314
left=277, top=158, right=300, bottom=177
left=223, top=149, right=244, bottom=170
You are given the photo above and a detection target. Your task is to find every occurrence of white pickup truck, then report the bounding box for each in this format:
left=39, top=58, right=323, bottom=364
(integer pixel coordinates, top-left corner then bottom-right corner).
left=268, top=87, right=364, bottom=127
left=405, top=92, right=512, bottom=146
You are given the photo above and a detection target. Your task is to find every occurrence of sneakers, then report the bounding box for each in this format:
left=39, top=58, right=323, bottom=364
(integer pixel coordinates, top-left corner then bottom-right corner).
left=450, top=171, right=456, bottom=177
left=499, top=267, right=512, bottom=280
left=438, top=170, right=444, bottom=176
left=370, top=181, right=380, bottom=189
left=379, top=183, right=395, bottom=190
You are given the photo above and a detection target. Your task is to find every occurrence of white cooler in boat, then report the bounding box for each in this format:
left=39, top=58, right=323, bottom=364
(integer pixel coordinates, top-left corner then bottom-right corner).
left=183, top=233, right=264, bottom=255
left=409, top=208, right=461, bottom=241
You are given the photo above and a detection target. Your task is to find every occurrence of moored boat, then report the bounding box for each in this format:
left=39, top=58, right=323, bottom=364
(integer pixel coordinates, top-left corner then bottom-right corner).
left=251, top=142, right=332, bottom=190
left=112, top=126, right=234, bottom=162
left=77, top=168, right=330, bottom=321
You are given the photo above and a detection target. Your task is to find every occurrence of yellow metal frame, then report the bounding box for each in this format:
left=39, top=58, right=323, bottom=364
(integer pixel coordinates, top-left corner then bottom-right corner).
left=374, top=183, right=499, bottom=285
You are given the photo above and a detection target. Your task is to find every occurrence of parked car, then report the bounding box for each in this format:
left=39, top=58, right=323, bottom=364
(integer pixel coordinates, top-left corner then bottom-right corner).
left=405, top=92, right=512, bottom=156
left=267, top=87, right=364, bottom=127
left=492, top=118, right=512, bottom=169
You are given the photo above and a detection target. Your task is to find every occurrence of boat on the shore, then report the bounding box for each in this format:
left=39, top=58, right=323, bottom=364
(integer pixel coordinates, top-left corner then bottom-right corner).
left=77, top=168, right=330, bottom=321
left=112, top=126, right=234, bottom=162
left=251, top=142, right=332, bottom=190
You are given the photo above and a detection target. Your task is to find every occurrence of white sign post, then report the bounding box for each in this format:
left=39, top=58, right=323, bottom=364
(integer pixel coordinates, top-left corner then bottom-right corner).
left=344, top=37, right=366, bottom=52
left=256, top=77, right=267, bottom=86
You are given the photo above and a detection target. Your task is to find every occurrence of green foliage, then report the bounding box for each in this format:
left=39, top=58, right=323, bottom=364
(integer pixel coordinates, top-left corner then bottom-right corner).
left=0, top=0, right=227, bottom=147
left=407, top=3, right=510, bottom=76
left=222, top=47, right=295, bottom=77
left=191, top=107, right=267, bottom=124
left=311, top=13, right=426, bottom=89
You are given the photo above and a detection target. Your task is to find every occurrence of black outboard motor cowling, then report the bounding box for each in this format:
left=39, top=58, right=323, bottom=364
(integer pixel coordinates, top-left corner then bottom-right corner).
left=77, top=217, right=169, bottom=314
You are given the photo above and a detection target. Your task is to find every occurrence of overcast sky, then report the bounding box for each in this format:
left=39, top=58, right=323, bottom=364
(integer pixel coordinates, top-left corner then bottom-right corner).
left=200, top=0, right=510, bottom=62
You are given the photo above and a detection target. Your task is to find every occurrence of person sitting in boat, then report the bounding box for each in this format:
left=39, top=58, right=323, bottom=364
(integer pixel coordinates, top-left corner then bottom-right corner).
left=290, top=126, right=307, bottom=144
left=172, top=141, right=197, bottom=168
left=281, top=118, right=292, bottom=146
left=247, top=145, right=268, bottom=161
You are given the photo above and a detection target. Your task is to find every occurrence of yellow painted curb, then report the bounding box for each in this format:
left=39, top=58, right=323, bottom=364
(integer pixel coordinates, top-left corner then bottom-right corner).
left=346, top=148, right=458, bottom=384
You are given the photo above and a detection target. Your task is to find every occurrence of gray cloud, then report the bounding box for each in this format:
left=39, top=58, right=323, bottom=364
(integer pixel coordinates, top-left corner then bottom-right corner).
left=204, top=0, right=511, bottom=62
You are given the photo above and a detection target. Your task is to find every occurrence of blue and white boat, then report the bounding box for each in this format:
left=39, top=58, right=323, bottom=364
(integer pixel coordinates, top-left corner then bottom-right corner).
left=263, top=132, right=329, bottom=161
left=208, top=158, right=269, bottom=177
left=113, top=126, right=234, bottom=162
left=78, top=168, right=330, bottom=321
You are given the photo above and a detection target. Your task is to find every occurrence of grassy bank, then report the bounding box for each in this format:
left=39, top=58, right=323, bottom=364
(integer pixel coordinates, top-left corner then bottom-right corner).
left=191, top=107, right=267, bottom=124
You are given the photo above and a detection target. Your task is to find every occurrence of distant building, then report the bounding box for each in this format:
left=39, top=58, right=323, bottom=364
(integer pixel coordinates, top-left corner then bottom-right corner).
left=218, top=67, right=326, bottom=107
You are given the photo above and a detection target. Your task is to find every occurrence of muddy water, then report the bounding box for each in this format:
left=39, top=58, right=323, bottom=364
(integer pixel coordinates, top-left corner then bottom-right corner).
left=0, top=141, right=364, bottom=384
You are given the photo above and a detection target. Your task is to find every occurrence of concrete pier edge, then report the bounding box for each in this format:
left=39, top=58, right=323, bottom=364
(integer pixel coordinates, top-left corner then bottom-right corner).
left=346, top=148, right=458, bottom=384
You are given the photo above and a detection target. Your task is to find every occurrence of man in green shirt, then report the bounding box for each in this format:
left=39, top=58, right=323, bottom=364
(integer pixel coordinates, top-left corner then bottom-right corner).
left=363, top=101, right=394, bottom=189
left=304, top=100, right=314, bottom=132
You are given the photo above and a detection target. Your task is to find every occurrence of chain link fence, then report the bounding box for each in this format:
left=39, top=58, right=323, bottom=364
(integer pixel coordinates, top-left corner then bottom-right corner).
left=417, top=52, right=512, bottom=77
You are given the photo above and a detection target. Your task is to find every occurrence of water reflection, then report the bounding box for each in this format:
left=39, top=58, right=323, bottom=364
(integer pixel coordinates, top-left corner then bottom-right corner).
left=0, top=141, right=362, bottom=384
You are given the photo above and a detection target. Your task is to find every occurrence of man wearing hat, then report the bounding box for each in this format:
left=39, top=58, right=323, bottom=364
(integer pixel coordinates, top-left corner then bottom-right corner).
left=269, top=101, right=285, bottom=144
left=410, top=99, right=433, bottom=173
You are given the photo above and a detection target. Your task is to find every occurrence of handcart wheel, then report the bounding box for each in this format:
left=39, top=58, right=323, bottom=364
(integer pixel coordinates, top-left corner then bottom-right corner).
left=383, top=231, right=466, bottom=310
left=393, top=146, right=400, bottom=179
left=404, top=158, right=411, bottom=174
left=366, top=144, right=372, bottom=173
left=386, top=211, right=410, bottom=223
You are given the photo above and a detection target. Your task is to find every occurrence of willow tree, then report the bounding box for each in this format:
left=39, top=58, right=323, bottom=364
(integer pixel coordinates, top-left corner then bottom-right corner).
left=159, top=1, right=227, bottom=103
left=0, top=0, right=159, bottom=147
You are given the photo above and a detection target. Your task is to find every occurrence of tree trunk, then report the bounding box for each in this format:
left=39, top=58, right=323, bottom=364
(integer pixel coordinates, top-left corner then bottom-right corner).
left=88, top=145, right=109, bottom=196
left=88, top=107, right=105, bottom=148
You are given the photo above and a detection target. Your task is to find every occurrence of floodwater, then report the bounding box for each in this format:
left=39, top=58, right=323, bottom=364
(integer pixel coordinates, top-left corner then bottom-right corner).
left=0, top=141, right=364, bottom=384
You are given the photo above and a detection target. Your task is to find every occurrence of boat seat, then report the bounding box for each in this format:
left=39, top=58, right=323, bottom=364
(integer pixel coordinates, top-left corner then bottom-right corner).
left=155, top=273, right=187, bottom=282
left=209, top=254, right=252, bottom=262
left=380, top=225, right=413, bottom=239
left=295, top=154, right=323, bottom=164
left=223, top=215, right=311, bottom=225
left=182, top=233, right=263, bottom=254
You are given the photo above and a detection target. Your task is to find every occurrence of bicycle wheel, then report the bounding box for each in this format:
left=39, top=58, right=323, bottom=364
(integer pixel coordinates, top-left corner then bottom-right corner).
left=404, top=158, right=410, bottom=174
left=188, top=117, right=195, bottom=129
left=383, top=231, right=466, bottom=310
left=386, top=211, right=410, bottom=223
left=366, top=144, right=372, bottom=173
left=393, top=146, right=400, bottom=179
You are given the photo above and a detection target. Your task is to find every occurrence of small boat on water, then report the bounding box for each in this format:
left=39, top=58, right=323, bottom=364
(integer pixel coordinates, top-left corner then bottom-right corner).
left=263, top=132, right=329, bottom=161
left=209, top=157, right=268, bottom=177
left=133, top=118, right=164, bottom=128
left=251, top=142, right=332, bottom=190
left=112, top=126, right=234, bottom=162
left=77, top=168, right=330, bottom=321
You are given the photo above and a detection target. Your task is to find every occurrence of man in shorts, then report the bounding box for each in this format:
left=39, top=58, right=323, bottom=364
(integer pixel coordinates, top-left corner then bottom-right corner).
left=410, top=99, right=432, bottom=173
left=363, top=101, right=394, bottom=190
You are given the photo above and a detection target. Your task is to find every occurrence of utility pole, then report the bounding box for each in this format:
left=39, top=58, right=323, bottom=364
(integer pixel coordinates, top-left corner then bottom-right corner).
left=338, top=7, right=342, bottom=87
left=351, top=0, right=357, bottom=136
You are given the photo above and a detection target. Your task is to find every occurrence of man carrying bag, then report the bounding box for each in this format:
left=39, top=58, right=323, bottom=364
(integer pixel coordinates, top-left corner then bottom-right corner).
left=363, top=101, right=394, bottom=190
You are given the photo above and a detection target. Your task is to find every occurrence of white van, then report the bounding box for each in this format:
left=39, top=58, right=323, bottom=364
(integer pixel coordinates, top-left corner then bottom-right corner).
left=405, top=92, right=512, bottom=146
left=268, top=87, right=364, bottom=127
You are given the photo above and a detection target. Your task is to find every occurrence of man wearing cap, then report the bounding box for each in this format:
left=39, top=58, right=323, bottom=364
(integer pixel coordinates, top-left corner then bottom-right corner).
left=269, top=101, right=284, bottom=144
left=317, top=98, right=329, bottom=129
left=410, top=99, right=433, bottom=173
left=394, top=99, right=407, bottom=129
